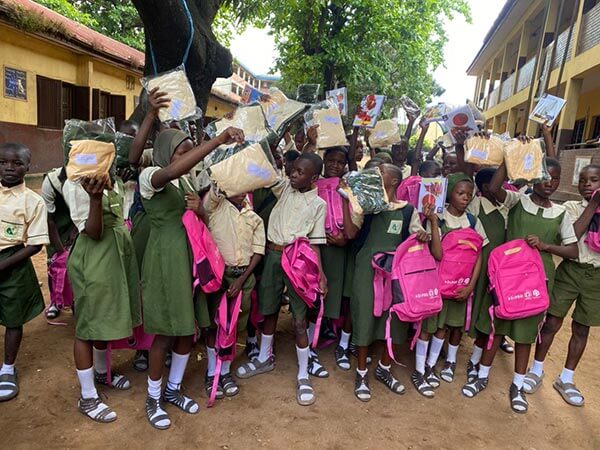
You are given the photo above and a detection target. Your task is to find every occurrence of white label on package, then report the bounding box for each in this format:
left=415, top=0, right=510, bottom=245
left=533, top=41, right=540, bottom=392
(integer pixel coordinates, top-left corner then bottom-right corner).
left=471, top=149, right=489, bottom=160
left=524, top=153, right=534, bottom=171
left=75, top=153, right=98, bottom=165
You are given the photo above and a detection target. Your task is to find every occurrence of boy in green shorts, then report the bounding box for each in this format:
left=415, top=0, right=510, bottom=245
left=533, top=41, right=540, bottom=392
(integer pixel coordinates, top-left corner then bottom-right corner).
left=236, top=153, right=327, bottom=407
left=0, top=143, right=49, bottom=402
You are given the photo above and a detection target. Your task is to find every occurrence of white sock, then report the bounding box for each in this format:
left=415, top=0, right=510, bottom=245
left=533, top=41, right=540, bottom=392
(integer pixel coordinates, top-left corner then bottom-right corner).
left=447, top=344, right=459, bottom=364
left=513, top=372, right=525, bottom=390
left=427, top=336, right=444, bottom=368
left=258, top=333, right=273, bottom=362
left=378, top=361, right=391, bottom=371
left=530, top=359, right=544, bottom=377
left=247, top=336, right=258, bottom=345
left=560, top=367, right=575, bottom=384
left=147, top=377, right=162, bottom=400
left=478, top=364, right=491, bottom=379
left=93, top=347, right=107, bottom=374
left=221, top=360, right=232, bottom=375
left=207, top=347, right=217, bottom=377
left=307, top=322, right=316, bottom=344
left=0, top=363, right=15, bottom=376
left=339, top=331, right=351, bottom=350
left=470, top=345, right=483, bottom=365
left=357, top=368, right=368, bottom=377
left=167, top=351, right=190, bottom=391
left=296, top=345, right=309, bottom=380
left=415, top=339, right=428, bottom=374
left=77, top=367, right=98, bottom=399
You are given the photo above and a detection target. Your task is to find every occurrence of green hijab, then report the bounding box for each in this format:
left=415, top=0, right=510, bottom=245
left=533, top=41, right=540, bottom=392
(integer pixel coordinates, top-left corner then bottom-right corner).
left=446, top=172, right=473, bottom=202
left=153, top=129, right=191, bottom=168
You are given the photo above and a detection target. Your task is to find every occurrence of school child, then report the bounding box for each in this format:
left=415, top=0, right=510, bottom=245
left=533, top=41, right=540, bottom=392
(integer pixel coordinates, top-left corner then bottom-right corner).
left=283, top=149, right=301, bottom=177
left=416, top=173, right=488, bottom=395
left=203, top=185, right=265, bottom=399
left=40, top=166, right=77, bottom=319
left=442, top=153, right=459, bottom=177
left=344, top=164, right=441, bottom=401
left=523, top=164, right=600, bottom=406
left=0, top=143, right=48, bottom=402
left=461, top=153, right=578, bottom=414
left=235, top=153, right=327, bottom=407
left=139, top=125, right=244, bottom=429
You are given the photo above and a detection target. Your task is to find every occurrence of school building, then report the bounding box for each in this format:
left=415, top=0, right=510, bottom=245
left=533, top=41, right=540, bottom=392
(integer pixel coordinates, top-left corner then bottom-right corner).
left=0, top=0, right=271, bottom=173
left=468, top=0, right=600, bottom=199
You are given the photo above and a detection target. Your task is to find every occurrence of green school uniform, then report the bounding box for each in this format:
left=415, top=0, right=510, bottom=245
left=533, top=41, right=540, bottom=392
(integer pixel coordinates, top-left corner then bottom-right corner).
left=207, top=272, right=255, bottom=331
left=142, top=179, right=209, bottom=335
left=68, top=183, right=142, bottom=341
left=322, top=244, right=347, bottom=319
left=130, top=209, right=150, bottom=271
left=252, top=187, right=277, bottom=279
left=551, top=260, right=600, bottom=327
left=351, top=206, right=414, bottom=347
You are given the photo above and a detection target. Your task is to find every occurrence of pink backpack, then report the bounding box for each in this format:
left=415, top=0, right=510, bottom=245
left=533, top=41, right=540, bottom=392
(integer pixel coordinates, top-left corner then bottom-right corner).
left=372, top=252, right=395, bottom=317
left=486, top=238, right=549, bottom=348
left=47, top=249, right=74, bottom=312
left=182, top=210, right=225, bottom=294
left=585, top=189, right=600, bottom=253
left=106, top=325, right=155, bottom=386
left=316, top=178, right=344, bottom=236
left=281, top=238, right=324, bottom=347
left=396, top=176, right=421, bottom=207
left=207, top=291, right=243, bottom=408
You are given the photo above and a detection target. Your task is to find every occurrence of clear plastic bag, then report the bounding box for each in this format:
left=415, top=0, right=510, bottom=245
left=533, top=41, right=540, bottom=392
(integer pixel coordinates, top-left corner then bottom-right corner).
left=400, top=95, right=421, bottom=117
left=207, top=140, right=278, bottom=196
left=142, top=65, right=200, bottom=123
left=260, top=87, right=307, bottom=135
left=368, top=119, right=401, bottom=148
left=114, top=132, right=134, bottom=169
left=62, top=118, right=115, bottom=163
left=503, top=138, right=549, bottom=183
left=296, top=84, right=320, bottom=103
left=205, top=104, right=273, bottom=143
left=464, top=134, right=505, bottom=167
left=340, top=168, right=389, bottom=215
left=66, top=140, right=116, bottom=181
left=304, top=100, right=347, bottom=149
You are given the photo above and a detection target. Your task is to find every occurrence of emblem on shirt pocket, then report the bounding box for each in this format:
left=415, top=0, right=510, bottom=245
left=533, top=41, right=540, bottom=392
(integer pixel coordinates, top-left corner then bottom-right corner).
left=387, top=220, right=403, bottom=235
left=1, top=220, right=24, bottom=241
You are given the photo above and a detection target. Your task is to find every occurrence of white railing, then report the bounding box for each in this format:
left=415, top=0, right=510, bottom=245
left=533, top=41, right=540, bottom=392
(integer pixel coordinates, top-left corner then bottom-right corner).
left=516, top=56, right=536, bottom=92
left=500, top=72, right=516, bottom=103
left=578, top=1, right=600, bottom=55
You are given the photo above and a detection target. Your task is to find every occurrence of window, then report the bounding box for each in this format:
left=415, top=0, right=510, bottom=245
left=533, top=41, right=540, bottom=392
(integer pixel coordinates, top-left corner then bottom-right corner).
left=92, top=89, right=126, bottom=128
left=591, top=115, right=600, bottom=140
left=572, top=118, right=586, bottom=144
left=36, top=75, right=89, bottom=129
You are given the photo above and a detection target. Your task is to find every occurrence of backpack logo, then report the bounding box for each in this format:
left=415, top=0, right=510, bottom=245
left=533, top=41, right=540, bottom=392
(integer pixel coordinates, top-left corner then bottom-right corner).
left=387, top=220, right=403, bottom=235
left=1, top=220, right=24, bottom=240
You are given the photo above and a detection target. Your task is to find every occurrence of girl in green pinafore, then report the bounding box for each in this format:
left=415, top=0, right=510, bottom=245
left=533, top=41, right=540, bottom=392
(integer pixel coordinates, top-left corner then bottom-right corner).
left=419, top=173, right=487, bottom=392
left=64, top=174, right=142, bottom=424
left=139, top=126, right=245, bottom=430
left=462, top=156, right=578, bottom=415
left=343, top=164, right=442, bottom=402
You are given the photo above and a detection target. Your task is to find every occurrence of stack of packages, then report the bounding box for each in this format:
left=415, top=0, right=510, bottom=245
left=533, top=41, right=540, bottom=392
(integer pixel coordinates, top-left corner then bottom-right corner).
left=339, top=167, right=389, bottom=222
left=304, top=100, right=348, bottom=149
left=503, top=138, right=549, bottom=183
left=368, top=119, right=401, bottom=148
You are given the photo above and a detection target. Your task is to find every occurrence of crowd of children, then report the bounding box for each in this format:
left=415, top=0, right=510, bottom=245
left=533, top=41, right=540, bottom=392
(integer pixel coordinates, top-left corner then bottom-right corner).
left=1, top=87, right=599, bottom=429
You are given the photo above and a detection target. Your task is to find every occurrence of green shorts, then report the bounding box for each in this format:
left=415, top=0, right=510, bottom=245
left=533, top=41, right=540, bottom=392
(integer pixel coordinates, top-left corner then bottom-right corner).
left=207, top=271, right=255, bottom=331
left=550, top=260, right=600, bottom=327
left=258, top=250, right=308, bottom=321
left=423, top=299, right=467, bottom=334
left=0, top=245, right=44, bottom=328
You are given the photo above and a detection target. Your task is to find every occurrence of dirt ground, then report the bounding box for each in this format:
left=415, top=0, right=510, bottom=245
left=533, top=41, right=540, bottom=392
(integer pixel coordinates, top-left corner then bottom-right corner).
left=1, top=177, right=599, bottom=449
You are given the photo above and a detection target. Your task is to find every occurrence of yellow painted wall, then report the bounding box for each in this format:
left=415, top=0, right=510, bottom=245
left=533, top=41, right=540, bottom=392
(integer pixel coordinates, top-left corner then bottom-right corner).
left=576, top=86, right=600, bottom=139
left=205, top=95, right=236, bottom=119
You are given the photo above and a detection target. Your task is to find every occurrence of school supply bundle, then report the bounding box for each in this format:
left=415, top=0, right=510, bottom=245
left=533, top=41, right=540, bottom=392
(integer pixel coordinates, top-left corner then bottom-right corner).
left=205, top=104, right=273, bottom=144
left=296, top=84, right=320, bottom=104
left=464, top=134, right=505, bottom=167
left=260, top=87, right=307, bottom=135
left=396, top=176, right=421, bottom=208
left=304, top=101, right=347, bottom=149
left=443, top=105, right=478, bottom=142
left=486, top=239, right=550, bottom=349
left=207, top=291, right=243, bottom=408
left=417, top=178, right=448, bottom=214
left=439, top=226, right=483, bottom=299
left=585, top=190, right=600, bottom=253
left=340, top=168, right=389, bottom=215
left=66, top=140, right=116, bottom=182
left=325, top=87, right=348, bottom=116
left=207, top=141, right=279, bottom=196
left=107, top=326, right=155, bottom=386
left=47, top=249, right=74, bottom=311
left=316, top=178, right=344, bottom=236
left=142, top=65, right=200, bottom=123
left=281, top=238, right=324, bottom=348
left=400, top=95, right=421, bottom=117
left=422, top=103, right=453, bottom=125
left=353, top=95, right=386, bottom=128
left=182, top=210, right=225, bottom=294
left=529, top=93, right=566, bottom=127
left=368, top=119, right=401, bottom=148
left=62, top=118, right=115, bottom=163
left=503, top=138, right=549, bottom=183
left=114, top=132, right=134, bottom=169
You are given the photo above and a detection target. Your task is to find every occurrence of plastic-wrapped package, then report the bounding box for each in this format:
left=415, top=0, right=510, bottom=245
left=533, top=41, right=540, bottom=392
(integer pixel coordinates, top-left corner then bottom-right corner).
left=207, top=140, right=278, bottom=196
left=464, top=134, right=505, bottom=167
left=142, top=65, right=199, bottom=123
left=114, top=132, right=134, bottom=169
left=503, top=138, right=549, bottom=183
left=400, top=95, right=421, bottom=117
left=296, top=84, right=320, bottom=103
left=66, top=140, right=116, bottom=181
left=340, top=168, right=389, bottom=215
left=368, top=119, right=401, bottom=148
left=304, top=100, right=347, bottom=149
left=62, top=118, right=115, bottom=163
left=205, top=104, right=272, bottom=143
left=260, top=87, right=307, bottom=135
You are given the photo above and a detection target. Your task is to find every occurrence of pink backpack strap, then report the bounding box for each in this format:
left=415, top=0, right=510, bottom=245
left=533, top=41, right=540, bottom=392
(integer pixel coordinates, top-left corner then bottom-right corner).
left=410, top=321, right=423, bottom=351
left=385, top=311, right=407, bottom=366
left=487, top=304, right=496, bottom=350
left=465, top=293, right=474, bottom=332
left=372, top=253, right=393, bottom=317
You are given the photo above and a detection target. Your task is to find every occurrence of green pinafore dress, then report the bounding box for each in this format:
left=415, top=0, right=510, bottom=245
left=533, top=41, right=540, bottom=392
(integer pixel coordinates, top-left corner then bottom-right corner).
left=68, top=182, right=142, bottom=341
left=492, top=200, right=565, bottom=344
left=141, top=178, right=209, bottom=336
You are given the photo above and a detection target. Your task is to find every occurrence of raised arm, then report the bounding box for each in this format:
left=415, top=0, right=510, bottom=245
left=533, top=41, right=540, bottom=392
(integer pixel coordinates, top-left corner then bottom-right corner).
left=411, top=120, right=429, bottom=176
left=129, top=87, right=170, bottom=166
left=404, top=112, right=418, bottom=141
left=489, top=161, right=508, bottom=203
left=541, top=122, right=556, bottom=158
left=347, top=127, right=359, bottom=172
left=454, top=130, right=474, bottom=178
left=80, top=177, right=107, bottom=240
left=573, top=190, right=600, bottom=238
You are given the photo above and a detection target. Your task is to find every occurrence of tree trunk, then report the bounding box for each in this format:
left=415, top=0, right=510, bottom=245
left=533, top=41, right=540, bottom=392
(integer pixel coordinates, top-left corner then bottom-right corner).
left=130, top=0, right=232, bottom=122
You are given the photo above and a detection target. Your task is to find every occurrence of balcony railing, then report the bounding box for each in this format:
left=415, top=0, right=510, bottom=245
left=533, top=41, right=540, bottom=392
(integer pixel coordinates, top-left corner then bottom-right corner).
left=516, top=56, right=536, bottom=93
left=499, top=72, right=516, bottom=103
left=551, top=28, right=576, bottom=70
left=579, top=1, right=600, bottom=55
left=488, top=85, right=500, bottom=108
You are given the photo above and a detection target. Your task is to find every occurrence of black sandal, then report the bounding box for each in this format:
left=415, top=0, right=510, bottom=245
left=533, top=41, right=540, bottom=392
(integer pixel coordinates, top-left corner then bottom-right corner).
left=163, top=386, right=199, bottom=414
left=78, top=396, right=117, bottom=423
left=220, top=372, right=240, bottom=397
left=145, top=396, right=171, bottom=430
left=424, top=365, right=441, bottom=389
left=411, top=370, right=435, bottom=398
left=204, top=374, right=224, bottom=400
left=308, top=352, right=329, bottom=378
left=354, top=371, right=371, bottom=402
left=509, top=383, right=528, bottom=414
left=462, top=377, right=488, bottom=398
left=94, top=371, right=131, bottom=390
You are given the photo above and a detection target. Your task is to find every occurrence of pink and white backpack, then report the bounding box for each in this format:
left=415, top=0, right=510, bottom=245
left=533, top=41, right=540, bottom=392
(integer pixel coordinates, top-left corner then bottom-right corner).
left=281, top=238, right=324, bottom=347
left=106, top=325, right=155, bottom=386
left=396, top=176, right=421, bottom=207
left=47, top=249, right=74, bottom=311
left=182, top=209, right=225, bottom=294
left=486, top=238, right=549, bottom=349
left=585, top=189, right=600, bottom=253
left=316, top=177, right=344, bottom=236
left=207, top=291, right=243, bottom=407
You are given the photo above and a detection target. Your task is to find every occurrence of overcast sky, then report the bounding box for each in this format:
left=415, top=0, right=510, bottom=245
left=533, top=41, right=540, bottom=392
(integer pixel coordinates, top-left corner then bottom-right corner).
left=229, top=0, right=507, bottom=106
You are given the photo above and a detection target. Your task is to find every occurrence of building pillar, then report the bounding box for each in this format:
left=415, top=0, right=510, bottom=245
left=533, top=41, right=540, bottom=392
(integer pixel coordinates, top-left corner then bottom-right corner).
left=493, top=115, right=502, bottom=133
left=77, top=56, right=93, bottom=121
left=556, top=77, right=583, bottom=148
left=506, top=108, right=519, bottom=137
left=570, top=0, right=586, bottom=59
